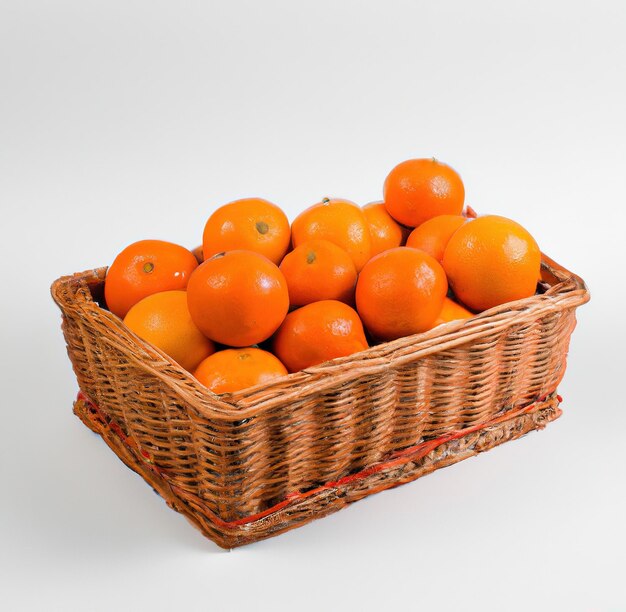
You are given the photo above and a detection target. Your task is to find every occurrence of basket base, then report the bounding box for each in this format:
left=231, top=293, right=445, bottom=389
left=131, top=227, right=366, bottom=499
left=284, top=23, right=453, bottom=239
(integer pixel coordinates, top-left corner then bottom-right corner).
left=74, top=395, right=561, bottom=549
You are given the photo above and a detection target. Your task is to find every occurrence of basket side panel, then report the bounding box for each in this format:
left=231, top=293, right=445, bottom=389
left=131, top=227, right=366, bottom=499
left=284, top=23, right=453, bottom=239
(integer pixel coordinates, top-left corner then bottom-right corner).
left=390, top=358, right=431, bottom=450
left=57, top=283, right=203, bottom=496
left=254, top=371, right=399, bottom=516
left=532, top=309, right=577, bottom=396
left=190, top=305, right=581, bottom=521
left=347, top=370, right=398, bottom=471
left=416, top=307, right=578, bottom=439
left=120, top=390, right=201, bottom=493
left=187, top=375, right=399, bottom=521
left=61, top=311, right=131, bottom=431
left=187, top=414, right=251, bottom=519
left=493, top=309, right=576, bottom=409
left=422, top=331, right=515, bottom=438
left=61, top=313, right=101, bottom=407
left=187, top=372, right=402, bottom=521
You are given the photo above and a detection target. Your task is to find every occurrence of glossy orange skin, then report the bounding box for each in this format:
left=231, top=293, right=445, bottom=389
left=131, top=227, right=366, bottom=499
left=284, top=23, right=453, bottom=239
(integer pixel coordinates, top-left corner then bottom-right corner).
left=432, top=297, right=473, bottom=327
left=202, top=198, right=290, bottom=265
left=272, top=300, right=369, bottom=373
left=193, top=348, right=287, bottom=394
left=291, top=198, right=372, bottom=272
left=442, top=215, right=541, bottom=312
left=279, top=239, right=357, bottom=306
left=123, top=291, right=215, bottom=371
left=406, top=215, right=467, bottom=262
left=384, top=158, right=465, bottom=227
left=356, top=247, right=448, bottom=341
left=105, top=240, right=198, bottom=318
left=186, top=250, right=289, bottom=347
left=362, top=201, right=406, bottom=257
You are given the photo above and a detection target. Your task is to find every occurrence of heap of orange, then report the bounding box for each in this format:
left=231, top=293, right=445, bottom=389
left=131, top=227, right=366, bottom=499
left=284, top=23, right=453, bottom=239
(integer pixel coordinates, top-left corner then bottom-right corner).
left=384, top=158, right=465, bottom=227
left=105, top=240, right=198, bottom=318
left=291, top=198, right=372, bottom=272
left=279, top=239, right=357, bottom=306
left=105, top=157, right=543, bottom=393
left=442, top=215, right=541, bottom=312
left=123, top=290, right=215, bottom=371
left=202, top=197, right=290, bottom=265
left=186, top=250, right=289, bottom=347
left=194, top=348, right=287, bottom=394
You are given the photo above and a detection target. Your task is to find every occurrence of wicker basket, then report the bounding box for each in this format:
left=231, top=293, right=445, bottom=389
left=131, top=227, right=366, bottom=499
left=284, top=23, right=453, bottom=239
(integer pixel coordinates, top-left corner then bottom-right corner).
left=51, top=251, right=589, bottom=548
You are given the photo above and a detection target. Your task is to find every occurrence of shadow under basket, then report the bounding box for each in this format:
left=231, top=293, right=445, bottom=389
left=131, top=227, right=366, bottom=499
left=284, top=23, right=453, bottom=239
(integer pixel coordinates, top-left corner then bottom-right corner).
left=51, top=254, right=589, bottom=548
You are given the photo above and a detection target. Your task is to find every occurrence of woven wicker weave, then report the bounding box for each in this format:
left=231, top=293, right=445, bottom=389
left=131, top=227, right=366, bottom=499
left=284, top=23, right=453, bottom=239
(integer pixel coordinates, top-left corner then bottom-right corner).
left=51, top=252, right=589, bottom=548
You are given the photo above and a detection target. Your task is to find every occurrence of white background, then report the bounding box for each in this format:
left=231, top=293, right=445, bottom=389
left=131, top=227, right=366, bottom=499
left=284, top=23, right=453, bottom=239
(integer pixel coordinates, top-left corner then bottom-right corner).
left=1, top=1, right=625, bottom=610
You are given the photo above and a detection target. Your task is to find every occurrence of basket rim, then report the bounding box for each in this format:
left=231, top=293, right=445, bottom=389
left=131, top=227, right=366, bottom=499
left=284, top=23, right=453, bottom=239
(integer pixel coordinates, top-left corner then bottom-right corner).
left=50, top=251, right=589, bottom=420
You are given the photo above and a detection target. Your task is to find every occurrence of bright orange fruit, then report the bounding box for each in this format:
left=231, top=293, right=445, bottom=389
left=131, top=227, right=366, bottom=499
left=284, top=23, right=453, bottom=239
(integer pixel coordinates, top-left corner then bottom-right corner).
left=291, top=198, right=372, bottom=272
left=279, top=239, right=357, bottom=306
left=123, top=290, right=215, bottom=371
left=193, top=348, right=287, bottom=394
left=186, top=250, right=289, bottom=347
left=105, top=240, right=198, bottom=319
left=442, top=215, right=541, bottom=312
left=362, top=201, right=407, bottom=257
left=202, top=198, right=290, bottom=265
left=272, top=300, right=369, bottom=372
left=384, top=158, right=465, bottom=227
left=356, top=247, right=448, bottom=340
left=406, top=214, right=467, bottom=262
left=432, top=297, right=473, bottom=327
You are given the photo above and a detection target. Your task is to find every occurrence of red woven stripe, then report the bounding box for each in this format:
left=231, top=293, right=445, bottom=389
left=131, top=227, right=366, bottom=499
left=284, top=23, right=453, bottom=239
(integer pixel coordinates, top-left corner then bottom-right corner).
left=76, top=390, right=561, bottom=528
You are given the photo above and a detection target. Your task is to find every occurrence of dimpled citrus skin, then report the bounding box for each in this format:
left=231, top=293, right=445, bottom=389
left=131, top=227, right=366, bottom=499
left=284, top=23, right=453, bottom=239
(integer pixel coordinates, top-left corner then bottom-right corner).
left=202, top=198, right=290, bottom=265
left=406, top=214, right=467, bottom=262
left=105, top=240, right=198, bottom=318
left=291, top=198, right=372, bottom=272
left=279, top=239, right=357, bottom=306
left=272, top=300, right=369, bottom=373
left=442, top=215, right=541, bottom=312
left=384, top=158, right=465, bottom=227
left=123, top=290, right=215, bottom=372
left=193, top=348, right=288, bottom=394
left=362, top=201, right=406, bottom=256
left=355, top=247, right=448, bottom=341
left=186, top=250, right=289, bottom=347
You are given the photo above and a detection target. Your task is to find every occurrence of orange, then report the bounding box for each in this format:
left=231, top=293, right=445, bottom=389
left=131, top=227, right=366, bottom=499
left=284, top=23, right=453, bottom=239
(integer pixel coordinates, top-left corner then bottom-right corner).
left=123, top=291, right=215, bottom=371
left=384, top=158, right=465, bottom=227
left=193, top=348, right=287, bottom=394
left=362, top=201, right=406, bottom=257
left=105, top=240, right=198, bottom=318
left=202, top=198, right=290, bottom=265
left=279, top=239, right=357, bottom=306
left=291, top=198, right=372, bottom=272
left=406, top=214, right=467, bottom=262
left=186, top=250, right=289, bottom=346
left=442, top=215, right=541, bottom=312
left=272, top=300, right=369, bottom=373
left=355, top=247, right=447, bottom=341
left=432, top=297, right=473, bottom=327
